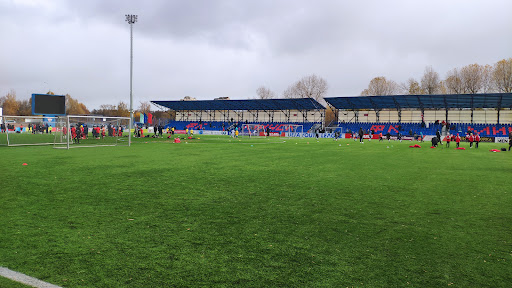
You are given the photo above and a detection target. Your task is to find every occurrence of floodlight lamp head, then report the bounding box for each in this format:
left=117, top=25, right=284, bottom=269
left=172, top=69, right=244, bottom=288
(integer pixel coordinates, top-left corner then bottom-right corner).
left=125, top=14, right=138, bottom=24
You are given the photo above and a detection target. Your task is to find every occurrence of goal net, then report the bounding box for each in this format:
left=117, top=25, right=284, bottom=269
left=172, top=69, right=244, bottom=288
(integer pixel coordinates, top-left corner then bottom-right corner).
left=281, top=124, right=304, bottom=138
left=54, top=115, right=131, bottom=149
left=0, top=115, right=64, bottom=146
left=241, top=124, right=266, bottom=137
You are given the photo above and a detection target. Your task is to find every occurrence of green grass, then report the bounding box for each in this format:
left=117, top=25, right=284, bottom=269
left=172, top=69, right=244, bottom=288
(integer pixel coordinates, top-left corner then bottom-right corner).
left=0, top=277, right=31, bottom=288
left=1, top=135, right=511, bottom=287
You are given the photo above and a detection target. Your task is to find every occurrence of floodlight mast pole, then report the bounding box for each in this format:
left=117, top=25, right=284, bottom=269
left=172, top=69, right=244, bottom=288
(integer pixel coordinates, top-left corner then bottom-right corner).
left=125, top=14, right=137, bottom=147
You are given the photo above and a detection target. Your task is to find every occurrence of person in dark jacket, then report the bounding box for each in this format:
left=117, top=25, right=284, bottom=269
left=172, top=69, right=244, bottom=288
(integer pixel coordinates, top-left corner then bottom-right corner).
left=508, top=132, right=512, bottom=151
left=358, top=128, right=364, bottom=143
left=436, top=130, right=442, bottom=145
left=431, top=136, right=439, bottom=147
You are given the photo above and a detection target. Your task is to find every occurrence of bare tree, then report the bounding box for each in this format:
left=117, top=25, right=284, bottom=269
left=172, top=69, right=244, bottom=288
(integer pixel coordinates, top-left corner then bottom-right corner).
left=283, top=74, right=328, bottom=102
left=445, top=68, right=464, bottom=94
left=256, top=86, right=276, bottom=99
left=401, top=78, right=424, bottom=95
left=17, top=99, right=32, bottom=116
left=102, top=104, right=117, bottom=116
left=460, top=63, right=483, bottom=94
left=492, top=58, right=512, bottom=93
left=361, top=77, right=399, bottom=96
left=438, top=80, right=448, bottom=94
left=420, top=66, right=441, bottom=94
left=481, top=64, right=495, bottom=93
left=138, top=101, right=151, bottom=114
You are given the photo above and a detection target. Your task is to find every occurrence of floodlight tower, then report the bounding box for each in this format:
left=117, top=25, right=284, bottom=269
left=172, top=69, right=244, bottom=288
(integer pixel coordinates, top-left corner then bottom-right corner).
left=125, top=14, right=138, bottom=141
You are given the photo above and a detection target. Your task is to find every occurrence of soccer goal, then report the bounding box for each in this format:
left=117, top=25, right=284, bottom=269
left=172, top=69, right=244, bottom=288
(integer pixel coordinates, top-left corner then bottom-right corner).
left=281, top=124, right=304, bottom=138
left=54, top=115, right=131, bottom=149
left=326, top=126, right=343, bottom=140
left=0, top=115, right=64, bottom=146
left=241, top=124, right=266, bottom=137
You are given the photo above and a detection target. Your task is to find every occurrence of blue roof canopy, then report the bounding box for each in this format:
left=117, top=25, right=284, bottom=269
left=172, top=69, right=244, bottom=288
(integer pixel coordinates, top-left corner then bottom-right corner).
left=152, top=98, right=325, bottom=111
left=324, top=93, right=512, bottom=110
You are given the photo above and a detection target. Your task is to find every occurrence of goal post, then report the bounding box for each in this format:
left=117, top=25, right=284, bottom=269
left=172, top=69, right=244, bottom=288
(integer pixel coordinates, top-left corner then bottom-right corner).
left=241, top=124, right=266, bottom=137
left=326, top=126, right=343, bottom=140
left=0, top=115, right=63, bottom=146
left=281, top=124, right=304, bottom=138
left=0, top=115, right=131, bottom=148
left=54, top=115, right=131, bottom=149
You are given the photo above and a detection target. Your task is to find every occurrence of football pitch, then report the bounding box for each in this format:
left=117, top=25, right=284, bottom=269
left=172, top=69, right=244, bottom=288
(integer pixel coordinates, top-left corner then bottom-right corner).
left=1, top=135, right=511, bottom=287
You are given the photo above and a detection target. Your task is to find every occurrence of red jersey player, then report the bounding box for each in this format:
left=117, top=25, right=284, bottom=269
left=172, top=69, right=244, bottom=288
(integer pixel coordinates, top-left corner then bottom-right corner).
left=474, top=133, right=480, bottom=148
left=468, top=133, right=474, bottom=148
left=71, top=126, right=76, bottom=140
left=455, top=134, right=461, bottom=148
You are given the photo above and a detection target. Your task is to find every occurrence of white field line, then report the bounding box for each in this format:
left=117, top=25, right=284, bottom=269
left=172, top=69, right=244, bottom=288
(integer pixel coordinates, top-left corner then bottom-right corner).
left=0, top=267, right=62, bottom=288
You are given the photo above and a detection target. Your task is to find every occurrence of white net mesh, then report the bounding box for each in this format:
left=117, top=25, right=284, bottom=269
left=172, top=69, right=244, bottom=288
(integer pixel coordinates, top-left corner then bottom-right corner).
left=281, top=124, right=304, bottom=138
left=0, top=115, right=63, bottom=146
left=241, top=124, right=266, bottom=137
left=57, top=116, right=131, bottom=148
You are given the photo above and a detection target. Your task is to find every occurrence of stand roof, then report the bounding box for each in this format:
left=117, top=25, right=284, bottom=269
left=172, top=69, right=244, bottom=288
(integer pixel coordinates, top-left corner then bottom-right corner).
left=151, top=98, right=325, bottom=111
left=324, top=93, right=512, bottom=110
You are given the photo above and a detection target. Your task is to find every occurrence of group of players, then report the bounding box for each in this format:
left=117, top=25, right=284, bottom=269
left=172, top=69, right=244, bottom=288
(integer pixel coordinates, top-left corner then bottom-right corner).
left=133, top=125, right=178, bottom=138
left=344, top=127, right=505, bottom=150
left=69, top=124, right=124, bottom=144
left=431, top=132, right=480, bottom=148
left=346, top=128, right=403, bottom=143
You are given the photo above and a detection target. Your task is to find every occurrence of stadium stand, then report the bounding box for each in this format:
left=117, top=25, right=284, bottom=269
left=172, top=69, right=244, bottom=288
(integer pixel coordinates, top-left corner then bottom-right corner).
left=325, top=93, right=512, bottom=137
left=148, top=94, right=511, bottom=138
left=152, top=98, right=326, bottom=134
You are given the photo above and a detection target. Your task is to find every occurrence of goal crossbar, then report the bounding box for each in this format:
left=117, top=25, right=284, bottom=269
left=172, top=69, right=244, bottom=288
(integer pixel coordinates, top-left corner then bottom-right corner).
left=60, top=115, right=131, bottom=149
left=0, top=115, right=132, bottom=148
left=281, top=124, right=304, bottom=138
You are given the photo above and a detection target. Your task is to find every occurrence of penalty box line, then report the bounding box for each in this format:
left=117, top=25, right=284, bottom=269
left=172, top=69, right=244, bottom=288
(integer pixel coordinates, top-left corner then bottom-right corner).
left=0, top=267, right=62, bottom=288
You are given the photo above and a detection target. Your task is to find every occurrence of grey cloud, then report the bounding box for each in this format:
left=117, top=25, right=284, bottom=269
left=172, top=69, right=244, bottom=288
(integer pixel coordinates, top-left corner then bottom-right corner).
left=1, top=0, right=511, bottom=109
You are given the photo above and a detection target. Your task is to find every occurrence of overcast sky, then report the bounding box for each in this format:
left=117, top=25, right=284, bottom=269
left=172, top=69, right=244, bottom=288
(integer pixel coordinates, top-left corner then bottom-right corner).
left=1, top=0, right=511, bottom=109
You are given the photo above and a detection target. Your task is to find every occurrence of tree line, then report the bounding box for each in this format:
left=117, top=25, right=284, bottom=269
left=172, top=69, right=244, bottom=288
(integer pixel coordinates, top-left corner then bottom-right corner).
left=361, top=58, right=512, bottom=96
left=256, top=58, right=511, bottom=101
left=2, top=58, right=510, bottom=120
left=0, top=90, right=170, bottom=122
left=0, top=90, right=92, bottom=116
left=256, top=74, right=328, bottom=102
